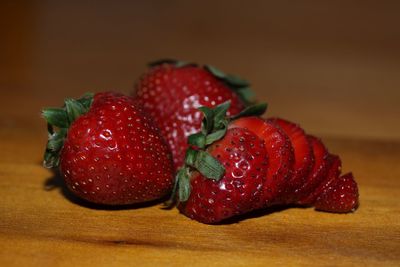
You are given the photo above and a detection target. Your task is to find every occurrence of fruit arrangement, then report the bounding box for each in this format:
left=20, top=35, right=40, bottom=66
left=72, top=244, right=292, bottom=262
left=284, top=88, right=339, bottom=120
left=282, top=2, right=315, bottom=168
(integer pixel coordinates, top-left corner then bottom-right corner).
left=42, top=59, right=359, bottom=224
left=134, top=60, right=252, bottom=170
left=171, top=103, right=358, bottom=223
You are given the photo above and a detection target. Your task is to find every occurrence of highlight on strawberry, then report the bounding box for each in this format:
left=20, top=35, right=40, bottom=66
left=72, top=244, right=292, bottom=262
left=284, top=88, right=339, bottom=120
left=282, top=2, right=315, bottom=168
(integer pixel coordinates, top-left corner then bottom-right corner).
left=42, top=92, right=174, bottom=205
left=134, top=59, right=255, bottom=171
left=169, top=101, right=359, bottom=224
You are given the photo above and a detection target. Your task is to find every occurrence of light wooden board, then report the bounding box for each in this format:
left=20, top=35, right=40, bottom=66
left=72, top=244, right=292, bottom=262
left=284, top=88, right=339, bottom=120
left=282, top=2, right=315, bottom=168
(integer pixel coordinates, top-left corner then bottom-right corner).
left=1, top=2, right=399, bottom=265
left=0, top=128, right=399, bottom=266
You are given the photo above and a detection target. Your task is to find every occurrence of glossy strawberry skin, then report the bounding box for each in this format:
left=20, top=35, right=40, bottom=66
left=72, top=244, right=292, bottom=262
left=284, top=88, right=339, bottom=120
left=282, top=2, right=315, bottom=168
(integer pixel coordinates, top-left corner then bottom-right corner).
left=135, top=64, right=245, bottom=170
left=314, top=172, right=359, bottom=213
left=60, top=92, right=174, bottom=205
left=179, top=127, right=268, bottom=224
left=295, top=136, right=330, bottom=204
left=268, top=118, right=314, bottom=203
left=230, top=117, right=294, bottom=206
left=230, top=117, right=359, bottom=214
left=300, top=154, right=342, bottom=205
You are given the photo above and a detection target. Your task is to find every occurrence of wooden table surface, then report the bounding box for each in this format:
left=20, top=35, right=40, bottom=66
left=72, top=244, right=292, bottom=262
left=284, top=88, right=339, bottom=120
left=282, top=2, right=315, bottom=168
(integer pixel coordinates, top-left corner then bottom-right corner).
left=0, top=127, right=399, bottom=266
left=1, top=1, right=400, bottom=266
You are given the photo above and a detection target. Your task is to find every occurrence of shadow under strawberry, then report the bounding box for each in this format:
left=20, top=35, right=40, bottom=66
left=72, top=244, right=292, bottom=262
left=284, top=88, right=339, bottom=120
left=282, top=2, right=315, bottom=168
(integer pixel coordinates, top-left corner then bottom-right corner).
left=43, top=170, right=167, bottom=211
left=211, top=205, right=301, bottom=225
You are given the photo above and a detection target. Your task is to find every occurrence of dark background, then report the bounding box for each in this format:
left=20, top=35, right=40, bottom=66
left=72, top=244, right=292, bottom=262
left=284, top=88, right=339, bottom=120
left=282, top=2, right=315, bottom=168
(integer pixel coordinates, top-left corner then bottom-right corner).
left=1, top=0, right=399, bottom=139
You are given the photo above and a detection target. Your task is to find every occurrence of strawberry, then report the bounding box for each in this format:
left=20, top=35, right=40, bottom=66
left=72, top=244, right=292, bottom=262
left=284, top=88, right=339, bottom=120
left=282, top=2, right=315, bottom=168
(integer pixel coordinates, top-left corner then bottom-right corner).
left=134, top=60, right=254, bottom=170
left=168, top=102, right=359, bottom=223
left=179, top=127, right=268, bottom=223
left=314, top=172, right=359, bottom=213
left=294, top=136, right=330, bottom=204
left=299, top=154, right=342, bottom=206
left=168, top=101, right=268, bottom=223
left=229, top=117, right=294, bottom=206
left=42, top=92, right=174, bottom=205
left=267, top=118, right=314, bottom=203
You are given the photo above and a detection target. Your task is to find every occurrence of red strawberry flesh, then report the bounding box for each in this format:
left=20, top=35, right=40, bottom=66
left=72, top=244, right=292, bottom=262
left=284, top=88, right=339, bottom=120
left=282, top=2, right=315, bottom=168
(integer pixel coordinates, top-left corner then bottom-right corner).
left=300, top=154, right=342, bottom=205
left=295, top=135, right=330, bottom=204
left=230, top=117, right=294, bottom=206
left=268, top=118, right=314, bottom=203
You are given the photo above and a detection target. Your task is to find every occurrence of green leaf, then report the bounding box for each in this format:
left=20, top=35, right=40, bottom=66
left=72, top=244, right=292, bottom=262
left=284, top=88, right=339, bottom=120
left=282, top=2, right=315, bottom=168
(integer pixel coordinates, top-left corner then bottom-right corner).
left=204, top=65, right=226, bottom=79
left=148, top=59, right=195, bottom=68
left=65, top=98, right=86, bottom=124
left=178, top=168, right=191, bottom=202
left=230, top=103, right=268, bottom=121
left=236, top=87, right=256, bottom=105
left=43, top=151, right=60, bottom=169
left=213, top=101, right=230, bottom=130
left=42, top=108, right=69, bottom=128
left=77, top=93, right=94, bottom=110
left=175, top=61, right=191, bottom=68
left=185, top=148, right=198, bottom=166
left=163, top=168, right=183, bottom=208
left=205, top=128, right=227, bottom=145
left=148, top=59, right=178, bottom=67
left=198, top=106, right=214, bottom=134
left=188, top=132, right=206, bottom=148
left=213, top=101, right=230, bottom=120
left=194, top=150, right=225, bottom=180
left=42, top=92, right=94, bottom=169
left=224, top=74, right=249, bottom=87
left=47, top=129, right=67, bottom=151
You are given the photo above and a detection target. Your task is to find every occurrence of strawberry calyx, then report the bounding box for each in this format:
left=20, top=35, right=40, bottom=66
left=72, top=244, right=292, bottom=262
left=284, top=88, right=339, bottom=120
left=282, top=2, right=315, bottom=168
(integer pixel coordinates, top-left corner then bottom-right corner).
left=164, top=100, right=267, bottom=207
left=42, top=93, right=94, bottom=169
left=204, top=65, right=255, bottom=105
left=148, top=59, right=256, bottom=105
left=148, top=58, right=196, bottom=68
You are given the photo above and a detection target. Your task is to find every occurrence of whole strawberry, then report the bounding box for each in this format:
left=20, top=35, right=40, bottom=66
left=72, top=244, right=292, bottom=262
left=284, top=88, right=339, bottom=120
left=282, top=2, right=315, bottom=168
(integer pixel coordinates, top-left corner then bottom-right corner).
left=134, top=59, right=254, bottom=170
left=42, top=92, right=174, bottom=205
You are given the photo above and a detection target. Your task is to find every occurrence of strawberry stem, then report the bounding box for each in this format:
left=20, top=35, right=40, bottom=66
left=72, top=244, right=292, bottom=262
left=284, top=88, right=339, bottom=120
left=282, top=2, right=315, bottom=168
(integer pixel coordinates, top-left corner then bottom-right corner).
left=230, top=103, right=268, bottom=120
left=42, top=93, right=94, bottom=169
left=167, top=100, right=268, bottom=205
left=204, top=65, right=255, bottom=105
left=185, top=148, right=225, bottom=180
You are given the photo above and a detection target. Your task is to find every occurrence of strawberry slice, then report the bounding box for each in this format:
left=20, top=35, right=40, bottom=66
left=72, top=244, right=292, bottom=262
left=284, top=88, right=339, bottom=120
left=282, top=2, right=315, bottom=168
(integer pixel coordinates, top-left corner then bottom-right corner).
left=230, top=117, right=294, bottom=207
left=268, top=118, right=314, bottom=203
left=300, top=154, right=342, bottom=205
left=295, top=136, right=330, bottom=204
left=314, top=172, right=359, bottom=213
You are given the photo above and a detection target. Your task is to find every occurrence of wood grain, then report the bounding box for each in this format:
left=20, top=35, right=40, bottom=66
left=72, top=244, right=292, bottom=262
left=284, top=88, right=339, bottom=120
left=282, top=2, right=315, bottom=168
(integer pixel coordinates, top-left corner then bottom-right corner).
left=0, top=127, right=399, bottom=266
left=0, top=1, right=399, bottom=266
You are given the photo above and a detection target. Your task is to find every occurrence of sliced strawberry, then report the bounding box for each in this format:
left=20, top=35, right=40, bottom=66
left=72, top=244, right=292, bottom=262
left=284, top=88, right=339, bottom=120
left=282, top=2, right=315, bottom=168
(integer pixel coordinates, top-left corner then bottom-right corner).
left=268, top=118, right=314, bottom=203
left=300, top=154, right=342, bottom=205
left=295, top=136, right=330, bottom=204
left=314, top=172, right=359, bottom=213
left=230, top=117, right=294, bottom=207
left=179, top=127, right=268, bottom=224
